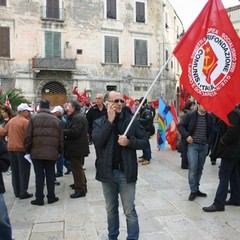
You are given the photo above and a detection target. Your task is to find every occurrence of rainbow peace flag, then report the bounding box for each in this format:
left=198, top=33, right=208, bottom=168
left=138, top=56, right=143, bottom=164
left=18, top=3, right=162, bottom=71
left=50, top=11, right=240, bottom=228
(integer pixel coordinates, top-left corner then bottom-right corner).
left=157, top=97, right=173, bottom=150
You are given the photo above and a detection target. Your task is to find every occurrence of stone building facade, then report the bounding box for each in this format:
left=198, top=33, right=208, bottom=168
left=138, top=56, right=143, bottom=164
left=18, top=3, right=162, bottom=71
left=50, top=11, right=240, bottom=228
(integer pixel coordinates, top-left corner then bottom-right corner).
left=227, top=5, right=240, bottom=36
left=0, top=0, right=183, bottom=105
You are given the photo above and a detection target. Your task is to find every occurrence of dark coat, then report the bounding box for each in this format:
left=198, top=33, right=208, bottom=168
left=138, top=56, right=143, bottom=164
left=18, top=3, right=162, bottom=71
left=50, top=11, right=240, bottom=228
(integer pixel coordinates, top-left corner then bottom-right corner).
left=86, top=104, right=107, bottom=136
left=177, top=110, right=215, bottom=146
left=0, top=139, right=8, bottom=193
left=24, top=109, right=64, bottom=160
left=210, top=109, right=240, bottom=159
left=63, top=111, right=89, bottom=158
left=92, top=111, right=149, bottom=183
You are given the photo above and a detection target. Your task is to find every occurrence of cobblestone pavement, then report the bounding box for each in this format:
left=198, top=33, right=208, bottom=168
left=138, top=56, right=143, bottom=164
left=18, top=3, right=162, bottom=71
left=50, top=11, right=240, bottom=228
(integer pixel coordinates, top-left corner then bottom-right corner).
left=3, top=137, right=240, bottom=240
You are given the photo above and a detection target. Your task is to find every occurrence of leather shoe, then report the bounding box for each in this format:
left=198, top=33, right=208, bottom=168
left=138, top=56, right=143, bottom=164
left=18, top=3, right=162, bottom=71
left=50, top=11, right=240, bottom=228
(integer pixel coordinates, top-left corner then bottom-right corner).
left=188, top=192, right=197, bottom=201
left=31, top=199, right=44, bottom=206
left=141, top=160, right=150, bottom=165
left=202, top=204, right=224, bottom=212
left=70, top=184, right=75, bottom=189
left=138, top=155, right=144, bottom=159
left=19, top=193, right=33, bottom=199
left=48, top=197, right=59, bottom=204
left=70, top=192, right=86, bottom=198
left=225, top=200, right=240, bottom=206
left=197, top=190, right=207, bottom=197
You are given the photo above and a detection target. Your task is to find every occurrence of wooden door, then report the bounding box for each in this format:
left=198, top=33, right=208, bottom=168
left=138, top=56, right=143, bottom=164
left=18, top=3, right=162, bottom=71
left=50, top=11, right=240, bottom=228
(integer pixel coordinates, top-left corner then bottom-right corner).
left=42, top=93, right=66, bottom=107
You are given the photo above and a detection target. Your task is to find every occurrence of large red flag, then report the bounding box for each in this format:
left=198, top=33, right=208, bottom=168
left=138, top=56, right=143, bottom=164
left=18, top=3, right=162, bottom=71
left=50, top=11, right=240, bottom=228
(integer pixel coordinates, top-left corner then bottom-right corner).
left=173, top=0, right=240, bottom=125
left=72, top=86, right=88, bottom=106
left=123, top=95, right=135, bottom=108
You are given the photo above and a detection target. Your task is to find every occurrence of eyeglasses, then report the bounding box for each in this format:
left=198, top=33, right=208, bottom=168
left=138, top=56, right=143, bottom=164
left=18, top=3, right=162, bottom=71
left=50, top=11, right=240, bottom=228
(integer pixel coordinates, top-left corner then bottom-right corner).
left=109, top=99, right=125, bottom=104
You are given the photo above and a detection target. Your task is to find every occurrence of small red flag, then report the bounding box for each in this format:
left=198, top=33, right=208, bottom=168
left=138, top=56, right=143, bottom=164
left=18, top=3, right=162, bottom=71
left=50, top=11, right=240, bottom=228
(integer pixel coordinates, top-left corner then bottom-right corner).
left=173, top=0, right=240, bottom=125
left=166, top=101, right=178, bottom=150
left=123, top=95, right=135, bottom=108
left=5, top=95, right=12, bottom=109
left=72, top=86, right=88, bottom=106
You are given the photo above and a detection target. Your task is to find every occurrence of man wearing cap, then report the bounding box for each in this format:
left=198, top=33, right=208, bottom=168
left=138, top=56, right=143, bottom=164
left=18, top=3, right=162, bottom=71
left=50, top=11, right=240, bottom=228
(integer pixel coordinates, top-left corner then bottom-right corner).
left=24, top=99, right=64, bottom=206
left=0, top=103, right=33, bottom=199
left=51, top=105, right=70, bottom=177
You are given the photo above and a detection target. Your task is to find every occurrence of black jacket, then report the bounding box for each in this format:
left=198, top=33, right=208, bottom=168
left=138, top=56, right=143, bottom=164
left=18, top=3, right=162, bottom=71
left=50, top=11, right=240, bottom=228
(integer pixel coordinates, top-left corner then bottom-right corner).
left=177, top=110, right=215, bottom=146
left=210, top=109, right=240, bottom=159
left=63, top=111, right=90, bottom=158
left=86, top=104, right=107, bottom=136
left=92, top=111, right=149, bottom=183
left=0, top=139, right=8, bottom=193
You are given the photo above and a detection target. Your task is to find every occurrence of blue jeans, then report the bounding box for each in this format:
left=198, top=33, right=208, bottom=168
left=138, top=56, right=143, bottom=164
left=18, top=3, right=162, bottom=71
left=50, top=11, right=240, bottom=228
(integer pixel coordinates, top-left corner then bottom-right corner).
left=0, top=194, right=12, bottom=240
left=102, top=170, right=139, bottom=240
left=187, top=143, right=208, bottom=192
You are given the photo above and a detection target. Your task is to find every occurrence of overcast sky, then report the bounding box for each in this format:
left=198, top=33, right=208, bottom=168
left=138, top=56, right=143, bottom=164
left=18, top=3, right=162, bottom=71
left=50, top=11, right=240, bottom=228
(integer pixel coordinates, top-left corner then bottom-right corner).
left=169, top=0, right=240, bottom=30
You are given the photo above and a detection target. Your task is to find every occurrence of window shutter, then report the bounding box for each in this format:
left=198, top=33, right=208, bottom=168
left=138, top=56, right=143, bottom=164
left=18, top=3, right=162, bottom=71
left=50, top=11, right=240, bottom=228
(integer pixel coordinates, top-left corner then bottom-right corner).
left=105, top=36, right=119, bottom=63
left=0, top=0, right=6, bottom=6
left=47, top=0, right=59, bottom=19
left=107, top=0, right=116, bottom=19
left=45, top=32, right=53, bottom=57
left=135, top=39, right=147, bottom=65
left=0, top=27, right=10, bottom=57
left=136, top=2, right=145, bottom=23
left=105, top=37, right=112, bottom=63
left=53, top=32, right=61, bottom=58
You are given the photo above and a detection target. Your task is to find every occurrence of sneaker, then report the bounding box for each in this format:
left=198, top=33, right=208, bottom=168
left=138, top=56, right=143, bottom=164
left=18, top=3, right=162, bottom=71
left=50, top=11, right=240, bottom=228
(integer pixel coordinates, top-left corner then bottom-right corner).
left=202, top=204, right=224, bottom=212
left=31, top=199, right=44, bottom=206
left=188, top=192, right=197, bottom=201
left=48, top=197, right=59, bottom=204
left=197, top=190, right=207, bottom=197
left=55, top=172, right=63, bottom=178
left=65, top=169, right=72, bottom=175
left=141, top=160, right=150, bottom=165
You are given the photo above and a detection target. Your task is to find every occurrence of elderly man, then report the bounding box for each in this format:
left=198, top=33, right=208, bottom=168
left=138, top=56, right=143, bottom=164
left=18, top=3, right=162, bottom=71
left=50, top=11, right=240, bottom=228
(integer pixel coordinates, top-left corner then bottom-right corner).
left=24, top=99, right=64, bottom=206
left=92, top=91, right=149, bottom=240
left=86, top=93, right=107, bottom=145
left=63, top=101, right=89, bottom=198
left=0, top=103, right=33, bottom=199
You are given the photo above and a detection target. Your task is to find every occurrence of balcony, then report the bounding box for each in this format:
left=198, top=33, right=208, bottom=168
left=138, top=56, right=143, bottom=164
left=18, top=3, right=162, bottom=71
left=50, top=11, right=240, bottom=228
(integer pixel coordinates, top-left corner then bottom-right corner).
left=40, top=6, right=65, bottom=22
left=32, top=57, right=76, bottom=72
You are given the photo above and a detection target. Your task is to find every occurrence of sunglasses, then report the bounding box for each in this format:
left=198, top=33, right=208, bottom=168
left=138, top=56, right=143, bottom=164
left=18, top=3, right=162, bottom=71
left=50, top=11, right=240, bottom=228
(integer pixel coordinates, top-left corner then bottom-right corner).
left=109, top=99, right=125, bottom=104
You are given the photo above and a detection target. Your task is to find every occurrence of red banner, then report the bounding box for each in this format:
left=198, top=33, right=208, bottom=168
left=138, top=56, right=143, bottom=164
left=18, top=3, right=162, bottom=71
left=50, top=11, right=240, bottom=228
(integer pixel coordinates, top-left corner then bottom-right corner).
left=173, top=0, right=240, bottom=125
left=72, top=86, right=88, bottom=106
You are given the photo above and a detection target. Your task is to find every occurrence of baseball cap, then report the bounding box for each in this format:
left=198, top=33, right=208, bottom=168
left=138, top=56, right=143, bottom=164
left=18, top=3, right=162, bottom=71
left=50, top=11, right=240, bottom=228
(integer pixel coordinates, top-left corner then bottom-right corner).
left=51, top=105, right=63, bottom=114
left=17, top=103, right=33, bottom=112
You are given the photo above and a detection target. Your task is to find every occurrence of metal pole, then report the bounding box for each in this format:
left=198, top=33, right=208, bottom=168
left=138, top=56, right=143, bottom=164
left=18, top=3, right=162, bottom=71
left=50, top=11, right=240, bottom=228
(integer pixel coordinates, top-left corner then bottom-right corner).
left=123, top=54, right=173, bottom=136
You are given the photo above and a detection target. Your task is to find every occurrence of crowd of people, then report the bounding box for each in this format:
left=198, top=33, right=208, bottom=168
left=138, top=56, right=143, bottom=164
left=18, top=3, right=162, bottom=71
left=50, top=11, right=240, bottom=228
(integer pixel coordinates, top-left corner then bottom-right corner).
left=0, top=92, right=240, bottom=240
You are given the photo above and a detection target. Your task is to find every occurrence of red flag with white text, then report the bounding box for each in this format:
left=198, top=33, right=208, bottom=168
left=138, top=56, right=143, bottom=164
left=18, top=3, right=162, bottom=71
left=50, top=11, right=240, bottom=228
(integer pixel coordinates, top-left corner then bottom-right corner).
left=173, top=0, right=240, bottom=125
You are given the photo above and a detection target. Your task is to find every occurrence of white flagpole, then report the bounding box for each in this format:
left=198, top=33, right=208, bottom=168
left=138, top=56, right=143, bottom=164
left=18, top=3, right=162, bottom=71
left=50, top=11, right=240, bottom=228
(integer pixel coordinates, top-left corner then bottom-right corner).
left=123, top=54, right=173, bottom=136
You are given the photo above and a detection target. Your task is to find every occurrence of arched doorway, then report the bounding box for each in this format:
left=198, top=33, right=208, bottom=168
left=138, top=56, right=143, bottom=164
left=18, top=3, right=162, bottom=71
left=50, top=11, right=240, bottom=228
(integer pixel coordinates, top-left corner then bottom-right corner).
left=41, top=81, right=67, bottom=106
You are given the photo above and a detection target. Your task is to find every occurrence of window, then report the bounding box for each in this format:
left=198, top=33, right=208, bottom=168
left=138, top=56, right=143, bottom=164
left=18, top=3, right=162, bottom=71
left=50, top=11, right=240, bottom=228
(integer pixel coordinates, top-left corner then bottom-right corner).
left=0, top=0, right=6, bottom=6
left=46, top=0, right=59, bottom=19
left=165, top=11, right=169, bottom=29
left=45, top=31, right=61, bottom=58
left=165, top=48, right=169, bottom=70
left=136, top=1, right=145, bottom=23
left=134, top=39, right=147, bottom=66
left=106, top=85, right=117, bottom=91
left=107, top=0, right=116, bottom=19
left=0, top=27, right=10, bottom=58
left=105, top=36, right=119, bottom=64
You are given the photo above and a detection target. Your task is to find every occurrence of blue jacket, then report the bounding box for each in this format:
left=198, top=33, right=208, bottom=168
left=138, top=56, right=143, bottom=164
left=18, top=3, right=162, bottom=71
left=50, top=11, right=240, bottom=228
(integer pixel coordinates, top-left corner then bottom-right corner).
left=92, top=111, right=149, bottom=183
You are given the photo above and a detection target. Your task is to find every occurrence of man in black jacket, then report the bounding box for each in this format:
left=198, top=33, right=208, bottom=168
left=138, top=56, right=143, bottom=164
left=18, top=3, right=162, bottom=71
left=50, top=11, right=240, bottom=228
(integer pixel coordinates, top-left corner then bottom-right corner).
left=63, top=101, right=89, bottom=198
left=92, top=91, right=149, bottom=240
left=203, top=107, right=240, bottom=212
left=177, top=103, right=214, bottom=201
